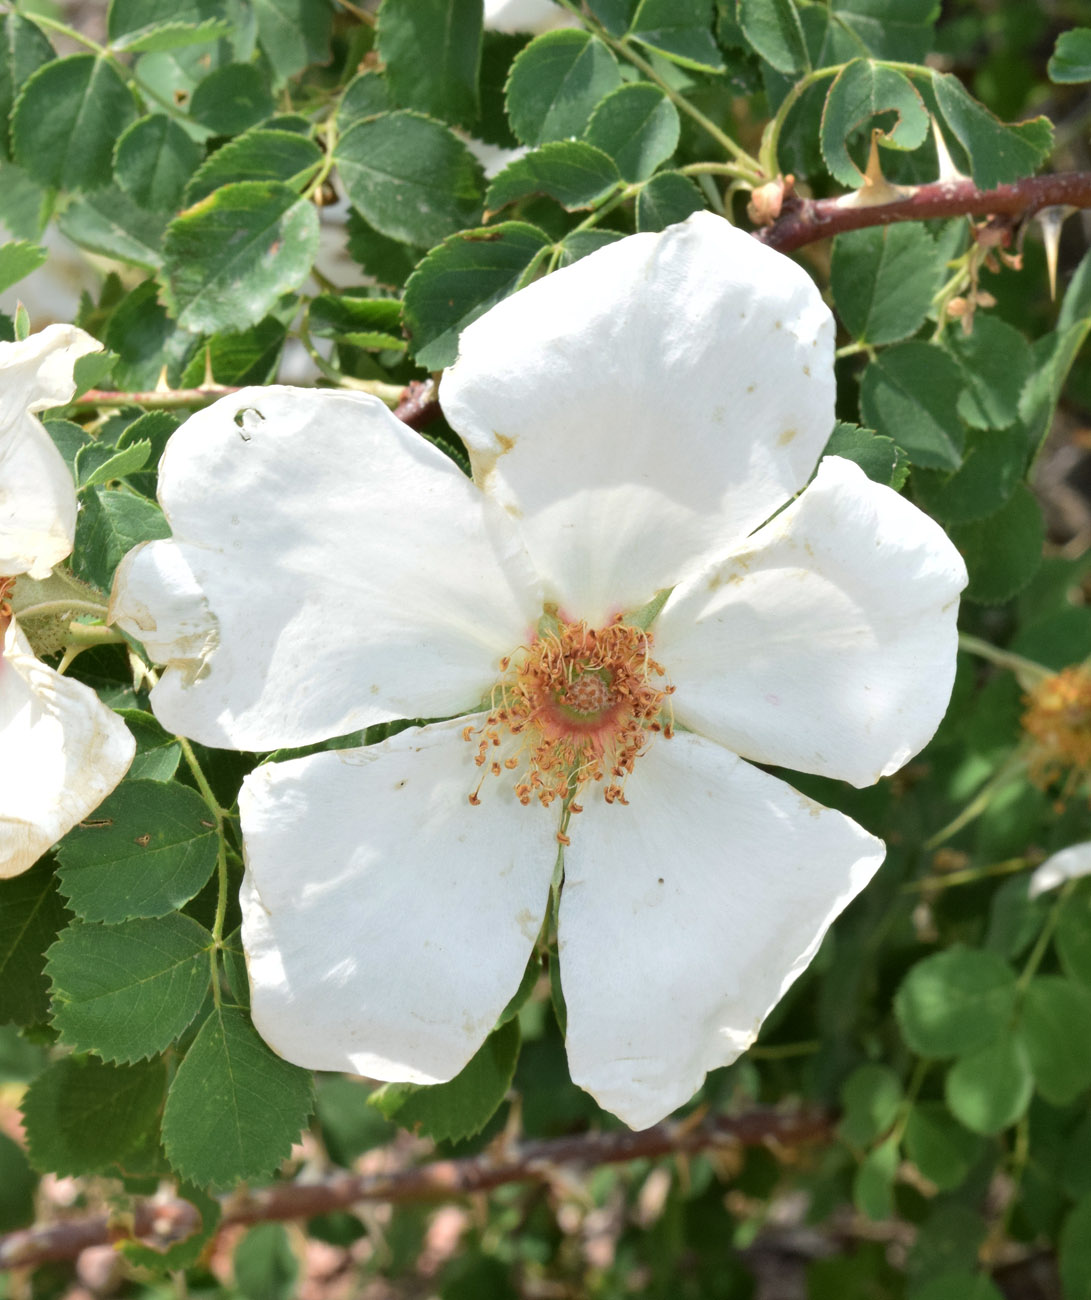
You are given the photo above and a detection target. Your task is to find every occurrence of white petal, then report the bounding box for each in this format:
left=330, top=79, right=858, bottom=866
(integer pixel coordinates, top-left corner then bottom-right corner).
left=656, top=456, right=968, bottom=788
left=441, top=212, right=835, bottom=625
left=483, top=0, right=578, bottom=33
left=0, top=325, right=101, bottom=579
left=0, top=618, right=134, bottom=878
left=559, top=731, right=884, bottom=1129
left=239, top=716, right=556, bottom=1080
left=1028, top=843, right=1091, bottom=899
left=109, top=387, right=542, bottom=750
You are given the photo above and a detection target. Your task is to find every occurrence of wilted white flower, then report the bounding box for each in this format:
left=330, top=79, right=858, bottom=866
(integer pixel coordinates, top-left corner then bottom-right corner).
left=1, top=326, right=134, bottom=878
left=484, top=0, right=578, bottom=34
left=1028, top=843, right=1091, bottom=899
left=111, top=214, right=966, bottom=1128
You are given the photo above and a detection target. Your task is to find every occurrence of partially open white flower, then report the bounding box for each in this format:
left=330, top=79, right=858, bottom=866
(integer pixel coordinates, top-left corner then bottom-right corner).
left=110, top=213, right=967, bottom=1128
left=1028, top=843, right=1091, bottom=899
left=1, top=326, right=135, bottom=878
left=0, top=325, right=102, bottom=580
left=484, top=0, right=578, bottom=34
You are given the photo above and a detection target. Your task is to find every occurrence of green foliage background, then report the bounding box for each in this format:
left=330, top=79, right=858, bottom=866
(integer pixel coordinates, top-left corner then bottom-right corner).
left=1, top=0, right=1091, bottom=1294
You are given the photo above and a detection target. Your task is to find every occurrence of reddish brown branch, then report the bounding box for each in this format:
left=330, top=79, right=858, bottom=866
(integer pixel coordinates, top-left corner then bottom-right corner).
left=75, top=383, right=242, bottom=411
left=757, top=171, right=1091, bottom=253
left=0, top=1108, right=830, bottom=1271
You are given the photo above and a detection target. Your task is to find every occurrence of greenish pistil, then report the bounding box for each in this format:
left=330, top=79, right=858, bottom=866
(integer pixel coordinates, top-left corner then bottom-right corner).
left=556, top=667, right=615, bottom=721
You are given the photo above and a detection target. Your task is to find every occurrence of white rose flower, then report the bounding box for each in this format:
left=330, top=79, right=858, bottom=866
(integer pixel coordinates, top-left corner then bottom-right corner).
left=484, top=0, right=578, bottom=34
left=1, top=326, right=135, bottom=879
left=1028, top=843, right=1091, bottom=899
left=110, top=213, right=967, bottom=1128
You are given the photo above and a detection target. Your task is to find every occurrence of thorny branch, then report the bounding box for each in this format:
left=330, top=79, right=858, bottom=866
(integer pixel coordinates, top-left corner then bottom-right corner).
left=0, top=1108, right=830, bottom=1271
left=67, top=172, right=1091, bottom=432
left=757, top=170, right=1091, bottom=253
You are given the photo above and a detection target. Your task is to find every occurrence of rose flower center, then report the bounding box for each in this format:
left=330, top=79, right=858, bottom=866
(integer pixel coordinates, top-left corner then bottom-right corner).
left=1023, top=665, right=1091, bottom=800
left=464, top=617, right=674, bottom=817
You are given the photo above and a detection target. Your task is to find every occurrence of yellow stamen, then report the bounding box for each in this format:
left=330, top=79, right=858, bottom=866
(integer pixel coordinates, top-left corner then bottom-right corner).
left=465, top=617, right=673, bottom=808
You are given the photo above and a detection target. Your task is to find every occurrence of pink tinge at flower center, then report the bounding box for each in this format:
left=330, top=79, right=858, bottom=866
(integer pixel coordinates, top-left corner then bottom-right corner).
left=464, top=617, right=674, bottom=816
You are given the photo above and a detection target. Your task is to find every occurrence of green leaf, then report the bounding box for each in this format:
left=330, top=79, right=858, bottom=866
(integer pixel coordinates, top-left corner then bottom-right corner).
left=1057, top=895, right=1091, bottom=987
left=1061, top=1194, right=1091, bottom=1300
left=114, top=114, right=202, bottom=212
left=12, top=54, right=136, bottom=192
left=904, top=1102, right=984, bottom=1190
left=252, top=0, right=332, bottom=83
left=947, top=315, right=1033, bottom=431
left=635, top=169, right=704, bottom=231
left=907, top=1206, right=989, bottom=1288
left=585, top=82, right=679, bottom=183
left=499, top=953, right=540, bottom=1026
left=485, top=140, right=620, bottom=211
left=944, top=1035, right=1032, bottom=1135
left=234, top=1222, right=299, bottom=1300
left=190, top=61, right=275, bottom=135
left=1019, top=976, right=1091, bottom=1106
left=627, top=0, right=724, bottom=72
left=0, top=860, right=70, bottom=1026
left=307, top=293, right=403, bottom=349
left=1020, top=322, right=1091, bottom=459
left=736, top=0, right=807, bottom=73
left=315, top=1076, right=395, bottom=1167
left=909, top=1274, right=1004, bottom=1300
left=403, top=220, right=552, bottom=369
left=337, top=69, right=391, bottom=131
left=54, top=779, right=219, bottom=923
left=346, top=208, right=419, bottom=288
left=831, top=223, right=941, bottom=344
left=1049, top=28, right=1091, bottom=83
left=58, top=185, right=167, bottom=270
left=931, top=72, right=1053, bottom=190
left=377, top=0, right=481, bottom=128
left=0, top=14, right=55, bottom=162
left=558, top=227, right=623, bottom=265
left=184, top=128, right=322, bottom=205
left=22, top=1055, right=166, bottom=1176
left=370, top=1018, right=520, bottom=1143
left=827, top=0, right=938, bottom=63
left=113, top=17, right=237, bottom=53
left=118, top=709, right=183, bottom=782
left=72, top=485, right=170, bottom=592
left=48, top=915, right=212, bottom=1062
left=0, top=239, right=46, bottom=294
left=160, top=180, right=320, bottom=333
left=335, top=111, right=484, bottom=247
left=76, top=439, right=152, bottom=489
left=505, top=30, right=623, bottom=146
left=162, top=1004, right=314, bottom=1189
left=105, top=281, right=197, bottom=391
left=912, top=424, right=1022, bottom=526
left=180, top=317, right=288, bottom=386
left=107, top=0, right=233, bottom=45
left=211, top=936, right=248, bottom=1025
left=860, top=341, right=965, bottom=470
left=0, top=1131, right=35, bottom=1232
left=838, top=1063, right=902, bottom=1146
left=73, top=350, right=117, bottom=397
left=949, top=484, right=1044, bottom=605
left=589, top=0, right=639, bottom=35
left=894, top=946, right=1017, bottom=1058
left=822, top=420, right=902, bottom=486
left=852, top=1136, right=898, bottom=1221
left=820, top=59, right=928, bottom=188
